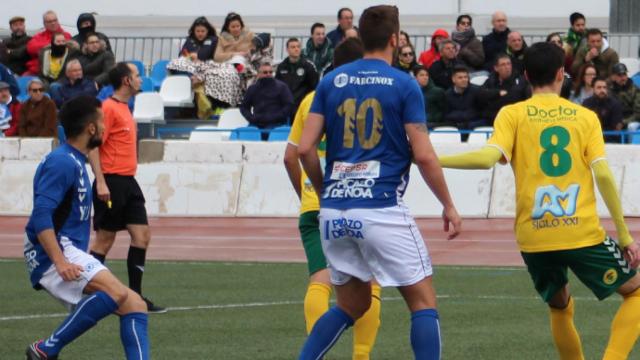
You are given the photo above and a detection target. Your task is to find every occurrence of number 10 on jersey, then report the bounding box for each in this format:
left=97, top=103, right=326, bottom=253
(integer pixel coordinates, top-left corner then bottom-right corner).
left=338, top=98, right=384, bottom=149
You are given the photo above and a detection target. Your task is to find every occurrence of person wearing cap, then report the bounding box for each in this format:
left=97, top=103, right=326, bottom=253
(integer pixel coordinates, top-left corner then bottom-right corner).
left=0, top=80, right=22, bottom=137
left=609, top=62, right=640, bottom=133
left=0, top=16, right=32, bottom=75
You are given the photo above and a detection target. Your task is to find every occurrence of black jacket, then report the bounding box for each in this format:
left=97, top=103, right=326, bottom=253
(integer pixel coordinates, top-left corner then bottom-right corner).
left=582, top=95, right=624, bottom=132
left=421, top=80, right=446, bottom=126
left=72, top=13, right=112, bottom=53
left=429, top=58, right=462, bottom=90
left=0, top=33, right=31, bottom=75
left=180, top=36, right=218, bottom=61
left=275, top=57, right=318, bottom=113
left=240, top=78, right=294, bottom=128
left=444, top=86, right=482, bottom=125
left=478, top=72, right=531, bottom=123
left=482, top=27, right=510, bottom=70
left=78, top=50, right=115, bottom=86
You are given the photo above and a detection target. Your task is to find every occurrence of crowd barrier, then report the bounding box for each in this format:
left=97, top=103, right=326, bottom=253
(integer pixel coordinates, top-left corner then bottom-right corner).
left=1, top=138, right=640, bottom=218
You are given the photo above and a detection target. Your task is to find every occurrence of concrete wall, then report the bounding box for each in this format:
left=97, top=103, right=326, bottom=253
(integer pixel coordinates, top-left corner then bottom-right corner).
left=3, top=138, right=640, bottom=218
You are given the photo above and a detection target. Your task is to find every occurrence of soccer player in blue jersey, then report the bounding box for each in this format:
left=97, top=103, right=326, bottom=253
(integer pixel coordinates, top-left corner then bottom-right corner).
left=297, top=5, right=462, bottom=360
left=23, top=96, right=150, bottom=360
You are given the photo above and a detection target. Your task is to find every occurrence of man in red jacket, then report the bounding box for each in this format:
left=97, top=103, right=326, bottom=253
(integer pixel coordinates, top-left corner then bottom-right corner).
left=24, top=11, right=71, bottom=76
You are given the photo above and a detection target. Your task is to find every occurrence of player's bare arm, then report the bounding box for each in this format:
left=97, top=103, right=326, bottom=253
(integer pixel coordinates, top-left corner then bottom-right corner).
left=88, top=149, right=110, bottom=203
left=298, top=112, right=325, bottom=198
left=284, top=143, right=303, bottom=199
left=592, top=159, right=639, bottom=267
left=37, top=228, right=83, bottom=281
left=405, top=122, right=461, bottom=239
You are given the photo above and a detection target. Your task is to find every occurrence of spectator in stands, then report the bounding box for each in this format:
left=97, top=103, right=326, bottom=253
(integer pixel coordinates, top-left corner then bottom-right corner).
left=327, top=8, right=356, bottom=48
left=413, top=65, right=445, bottom=128
left=25, top=10, right=72, bottom=76
left=570, top=64, right=597, bottom=104
left=0, top=81, right=21, bottom=136
left=547, top=32, right=573, bottom=98
left=506, top=31, right=527, bottom=76
left=478, top=53, right=530, bottom=124
left=394, top=45, right=418, bottom=74
left=344, top=28, right=359, bottom=40
left=583, top=77, right=624, bottom=143
left=215, top=12, right=254, bottom=64
left=276, top=38, right=318, bottom=118
left=572, top=29, right=619, bottom=79
left=180, top=17, right=218, bottom=62
left=482, top=11, right=510, bottom=70
left=303, top=23, right=334, bottom=75
left=79, top=33, right=115, bottom=87
left=240, top=62, right=293, bottom=140
left=0, top=16, right=31, bottom=75
left=72, top=13, right=112, bottom=53
left=50, top=59, right=98, bottom=108
left=564, top=12, right=587, bottom=59
left=418, top=29, right=449, bottom=69
left=452, top=14, right=484, bottom=71
left=399, top=30, right=412, bottom=48
left=609, top=63, right=640, bottom=133
left=444, top=66, right=484, bottom=139
left=18, top=78, right=57, bottom=137
left=0, top=63, right=19, bottom=98
left=39, top=32, right=80, bottom=86
left=429, top=39, right=461, bottom=89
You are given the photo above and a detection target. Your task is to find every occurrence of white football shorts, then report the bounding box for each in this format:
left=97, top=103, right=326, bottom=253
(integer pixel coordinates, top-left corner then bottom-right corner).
left=319, top=203, right=433, bottom=287
left=37, top=240, right=107, bottom=310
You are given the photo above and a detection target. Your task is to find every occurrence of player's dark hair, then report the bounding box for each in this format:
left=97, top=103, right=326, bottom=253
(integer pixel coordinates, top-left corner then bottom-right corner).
left=412, top=65, right=428, bottom=77
left=286, top=37, right=300, bottom=47
left=456, top=14, right=472, bottom=26
left=358, top=5, right=399, bottom=52
left=59, top=96, right=102, bottom=139
left=569, top=12, right=585, bottom=26
left=310, top=22, right=325, bottom=35
left=452, top=65, right=469, bottom=76
left=591, top=75, right=608, bottom=88
left=586, top=28, right=603, bottom=39
left=333, top=37, right=364, bottom=67
left=523, top=42, right=564, bottom=87
left=337, top=8, right=352, bottom=20
left=108, top=62, right=133, bottom=90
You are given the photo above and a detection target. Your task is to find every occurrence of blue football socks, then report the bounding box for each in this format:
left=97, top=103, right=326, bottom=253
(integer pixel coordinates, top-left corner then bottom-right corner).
left=410, top=308, right=441, bottom=360
left=41, top=291, right=118, bottom=356
left=120, top=312, right=150, bottom=360
left=299, top=306, right=355, bottom=360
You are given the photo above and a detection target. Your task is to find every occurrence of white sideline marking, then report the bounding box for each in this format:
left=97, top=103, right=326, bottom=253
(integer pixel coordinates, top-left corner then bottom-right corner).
left=0, top=294, right=612, bottom=322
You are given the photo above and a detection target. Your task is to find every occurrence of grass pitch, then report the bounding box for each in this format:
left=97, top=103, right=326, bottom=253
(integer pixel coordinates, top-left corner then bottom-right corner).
left=0, top=259, right=635, bottom=359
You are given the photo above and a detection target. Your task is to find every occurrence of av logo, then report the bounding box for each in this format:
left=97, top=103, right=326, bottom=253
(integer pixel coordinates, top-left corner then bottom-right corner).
left=531, top=184, right=580, bottom=220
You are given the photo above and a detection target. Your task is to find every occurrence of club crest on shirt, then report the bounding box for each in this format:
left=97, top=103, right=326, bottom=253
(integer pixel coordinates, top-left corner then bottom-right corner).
left=334, top=73, right=349, bottom=88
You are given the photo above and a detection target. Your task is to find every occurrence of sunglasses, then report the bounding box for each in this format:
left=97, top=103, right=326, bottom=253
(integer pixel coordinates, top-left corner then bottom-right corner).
left=30, top=88, right=44, bottom=93
left=401, top=52, right=413, bottom=56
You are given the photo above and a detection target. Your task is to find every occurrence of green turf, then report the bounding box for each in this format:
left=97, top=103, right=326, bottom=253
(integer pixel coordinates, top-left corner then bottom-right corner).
left=0, top=259, right=636, bottom=359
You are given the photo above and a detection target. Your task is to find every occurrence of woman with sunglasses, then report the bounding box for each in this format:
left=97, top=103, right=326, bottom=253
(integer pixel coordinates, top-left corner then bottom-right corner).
left=18, top=78, right=57, bottom=137
left=394, top=44, right=418, bottom=74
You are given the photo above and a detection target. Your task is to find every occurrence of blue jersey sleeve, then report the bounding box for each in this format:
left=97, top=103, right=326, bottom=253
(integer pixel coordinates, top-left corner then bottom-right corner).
left=402, top=78, right=427, bottom=124
left=30, top=157, right=76, bottom=234
left=310, top=76, right=328, bottom=115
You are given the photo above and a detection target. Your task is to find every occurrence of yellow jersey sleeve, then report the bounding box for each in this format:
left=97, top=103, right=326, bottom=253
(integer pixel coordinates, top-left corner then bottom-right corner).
left=288, top=92, right=315, bottom=146
left=584, top=110, right=606, bottom=165
left=487, top=106, right=517, bottom=163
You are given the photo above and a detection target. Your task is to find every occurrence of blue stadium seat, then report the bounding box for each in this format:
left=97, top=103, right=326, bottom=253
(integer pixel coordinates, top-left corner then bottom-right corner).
left=633, top=73, right=640, bottom=88
left=57, top=125, right=66, bottom=144
left=127, top=60, right=146, bottom=77
left=267, top=126, right=291, bottom=141
left=141, top=76, right=154, bottom=93
left=150, top=60, right=170, bottom=90
left=17, top=76, right=38, bottom=102
left=229, top=126, right=262, bottom=141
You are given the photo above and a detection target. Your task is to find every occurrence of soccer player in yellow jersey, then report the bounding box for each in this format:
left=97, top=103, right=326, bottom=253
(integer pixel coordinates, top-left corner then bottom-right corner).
left=439, top=42, right=640, bottom=359
left=284, top=38, right=381, bottom=360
